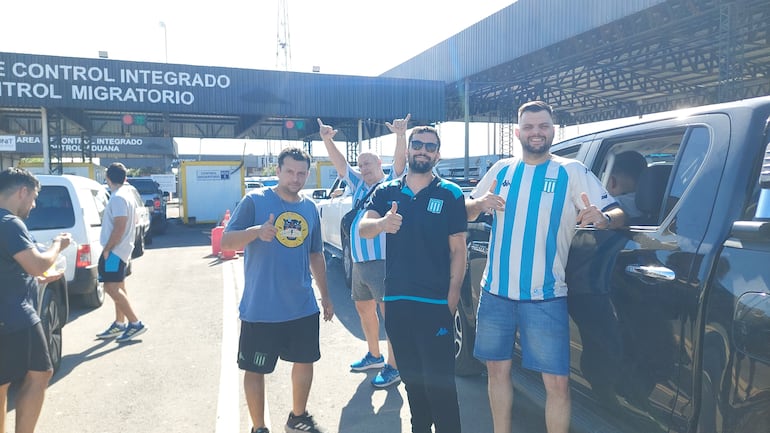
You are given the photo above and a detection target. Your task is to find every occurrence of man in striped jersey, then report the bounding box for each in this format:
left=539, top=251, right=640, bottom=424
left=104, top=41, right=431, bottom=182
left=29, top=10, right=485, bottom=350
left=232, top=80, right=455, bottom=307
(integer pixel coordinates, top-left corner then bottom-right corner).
left=318, top=116, right=407, bottom=388
left=466, top=101, right=625, bottom=433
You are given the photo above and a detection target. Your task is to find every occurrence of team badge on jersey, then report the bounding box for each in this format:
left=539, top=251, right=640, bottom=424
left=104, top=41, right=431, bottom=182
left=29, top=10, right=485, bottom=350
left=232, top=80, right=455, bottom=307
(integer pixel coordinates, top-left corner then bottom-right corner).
left=543, top=178, right=558, bottom=193
left=427, top=198, right=444, bottom=214
left=275, top=211, right=309, bottom=248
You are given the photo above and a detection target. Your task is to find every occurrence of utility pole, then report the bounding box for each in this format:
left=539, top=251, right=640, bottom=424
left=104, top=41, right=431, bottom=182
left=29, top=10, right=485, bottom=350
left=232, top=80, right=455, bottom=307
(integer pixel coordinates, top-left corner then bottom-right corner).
left=276, top=0, right=291, bottom=71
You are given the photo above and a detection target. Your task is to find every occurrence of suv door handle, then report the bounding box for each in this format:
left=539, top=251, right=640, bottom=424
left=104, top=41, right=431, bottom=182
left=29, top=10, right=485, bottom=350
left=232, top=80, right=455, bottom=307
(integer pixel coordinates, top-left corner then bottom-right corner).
left=625, top=265, right=676, bottom=281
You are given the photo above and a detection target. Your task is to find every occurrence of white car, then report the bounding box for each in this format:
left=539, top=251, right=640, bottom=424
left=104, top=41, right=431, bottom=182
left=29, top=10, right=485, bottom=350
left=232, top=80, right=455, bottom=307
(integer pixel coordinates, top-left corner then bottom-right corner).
left=27, top=175, right=150, bottom=307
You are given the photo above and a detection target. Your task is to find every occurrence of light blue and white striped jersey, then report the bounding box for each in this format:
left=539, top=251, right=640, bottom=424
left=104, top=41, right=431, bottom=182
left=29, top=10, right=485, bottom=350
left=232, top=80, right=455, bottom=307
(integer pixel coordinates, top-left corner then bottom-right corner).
left=346, top=166, right=394, bottom=263
left=471, top=155, right=616, bottom=300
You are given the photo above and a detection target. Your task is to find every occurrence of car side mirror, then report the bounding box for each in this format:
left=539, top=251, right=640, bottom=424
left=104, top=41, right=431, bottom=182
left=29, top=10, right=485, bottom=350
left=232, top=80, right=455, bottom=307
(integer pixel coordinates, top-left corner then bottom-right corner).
left=312, top=190, right=328, bottom=200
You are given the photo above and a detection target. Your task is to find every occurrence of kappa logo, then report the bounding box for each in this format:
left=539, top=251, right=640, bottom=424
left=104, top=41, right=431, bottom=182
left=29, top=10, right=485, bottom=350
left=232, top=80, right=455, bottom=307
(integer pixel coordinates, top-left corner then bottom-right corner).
left=502, top=179, right=511, bottom=187
left=435, top=327, right=449, bottom=337
left=601, top=193, right=608, bottom=200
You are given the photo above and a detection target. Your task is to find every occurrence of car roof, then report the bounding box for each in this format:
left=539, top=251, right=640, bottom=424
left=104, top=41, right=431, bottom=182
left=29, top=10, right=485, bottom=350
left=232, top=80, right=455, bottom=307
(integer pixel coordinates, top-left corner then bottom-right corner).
left=36, top=174, right=103, bottom=188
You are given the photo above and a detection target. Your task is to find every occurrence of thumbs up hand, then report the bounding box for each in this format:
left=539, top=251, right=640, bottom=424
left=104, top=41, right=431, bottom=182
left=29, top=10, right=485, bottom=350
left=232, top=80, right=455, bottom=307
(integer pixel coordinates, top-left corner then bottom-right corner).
left=577, top=193, right=609, bottom=228
left=478, top=179, right=506, bottom=215
left=380, top=201, right=403, bottom=234
left=257, top=213, right=278, bottom=241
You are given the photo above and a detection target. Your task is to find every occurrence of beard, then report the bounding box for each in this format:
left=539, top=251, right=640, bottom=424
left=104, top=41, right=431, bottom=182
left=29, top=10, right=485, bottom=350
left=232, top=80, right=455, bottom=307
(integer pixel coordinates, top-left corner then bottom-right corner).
left=521, top=136, right=552, bottom=155
left=409, top=156, right=435, bottom=174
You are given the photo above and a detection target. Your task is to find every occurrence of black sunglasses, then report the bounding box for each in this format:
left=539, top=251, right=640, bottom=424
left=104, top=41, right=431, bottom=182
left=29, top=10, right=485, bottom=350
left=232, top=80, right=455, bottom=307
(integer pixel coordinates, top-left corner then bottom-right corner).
left=410, top=140, right=439, bottom=153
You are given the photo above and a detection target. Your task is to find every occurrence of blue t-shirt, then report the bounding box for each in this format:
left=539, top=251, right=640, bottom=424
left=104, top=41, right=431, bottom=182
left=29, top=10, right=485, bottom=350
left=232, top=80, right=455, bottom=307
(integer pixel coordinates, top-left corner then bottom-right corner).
left=226, top=187, right=323, bottom=323
left=367, top=175, right=467, bottom=303
left=0, top=209, right=40, bottom=334
left=344, top=166, right=394, bottom=263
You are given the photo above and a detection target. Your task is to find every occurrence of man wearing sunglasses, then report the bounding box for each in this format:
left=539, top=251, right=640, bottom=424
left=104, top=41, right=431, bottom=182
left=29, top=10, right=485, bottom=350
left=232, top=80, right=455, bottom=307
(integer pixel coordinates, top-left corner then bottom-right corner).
left=466, top=101, right=625, bottom=433
left=359, top=126, right=467, bottom=433
left=317, top=116, right=407, bottom=389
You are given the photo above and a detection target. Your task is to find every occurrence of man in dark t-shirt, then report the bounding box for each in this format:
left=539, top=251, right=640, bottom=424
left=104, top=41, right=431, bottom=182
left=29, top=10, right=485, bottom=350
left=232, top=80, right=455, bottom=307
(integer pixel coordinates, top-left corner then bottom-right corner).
left=360, top=126, right=467, bottom=433
left=0, top=167, right=70, bottom=433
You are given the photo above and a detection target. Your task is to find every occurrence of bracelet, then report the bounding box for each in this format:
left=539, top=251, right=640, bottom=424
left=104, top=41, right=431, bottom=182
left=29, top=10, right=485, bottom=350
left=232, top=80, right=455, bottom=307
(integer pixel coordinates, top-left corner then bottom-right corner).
left=603, top=212, right=612, bottom=224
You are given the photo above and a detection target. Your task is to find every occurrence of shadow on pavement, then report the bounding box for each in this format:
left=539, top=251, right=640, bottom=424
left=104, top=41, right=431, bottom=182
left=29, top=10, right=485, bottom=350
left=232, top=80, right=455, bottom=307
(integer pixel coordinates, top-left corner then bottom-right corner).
left=338, top=374, right=404, bottom=433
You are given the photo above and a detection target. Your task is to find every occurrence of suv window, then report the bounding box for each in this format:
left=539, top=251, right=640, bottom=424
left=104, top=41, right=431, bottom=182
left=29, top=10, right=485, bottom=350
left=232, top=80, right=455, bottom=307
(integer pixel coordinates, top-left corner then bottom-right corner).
left=26, top=186, right=75, bottom=230
left=592, top=125, right=710, bottom=227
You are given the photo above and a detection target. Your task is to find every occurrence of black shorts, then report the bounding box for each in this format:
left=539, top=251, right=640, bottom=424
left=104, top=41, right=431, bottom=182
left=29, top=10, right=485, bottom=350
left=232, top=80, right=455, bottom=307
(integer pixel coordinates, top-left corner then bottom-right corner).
left=237, top=312, right=320, bottom=374
left=0, top=322, right=52, bottom=385
left=98, top=252, right=127, bottom=283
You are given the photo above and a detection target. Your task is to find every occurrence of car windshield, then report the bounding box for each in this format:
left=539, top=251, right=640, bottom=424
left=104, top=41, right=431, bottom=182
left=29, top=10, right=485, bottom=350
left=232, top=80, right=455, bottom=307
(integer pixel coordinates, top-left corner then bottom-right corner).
left=26, top=185, right=76, bottom=230
left=127, top=179, right=158, bottom=194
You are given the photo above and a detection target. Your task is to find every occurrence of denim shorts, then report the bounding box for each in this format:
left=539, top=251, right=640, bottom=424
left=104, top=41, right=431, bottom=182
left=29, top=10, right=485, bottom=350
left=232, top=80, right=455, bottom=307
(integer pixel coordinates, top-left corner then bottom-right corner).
left=473, top=290, right=569, bottom=376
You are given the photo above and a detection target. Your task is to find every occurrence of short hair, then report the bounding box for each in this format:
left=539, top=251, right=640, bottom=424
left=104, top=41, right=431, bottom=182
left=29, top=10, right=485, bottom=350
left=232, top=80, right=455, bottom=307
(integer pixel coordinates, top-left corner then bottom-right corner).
left=612, top=151, right=647, bottom=181
left=0, top=167, right=39, bottom=197
left=106, top=162, right=128, bottom=184
left=408, top=126, right=441, bottom=150
left=518, top=100, right=554, bottom=119
left=277, top=147, right=311, bottom=169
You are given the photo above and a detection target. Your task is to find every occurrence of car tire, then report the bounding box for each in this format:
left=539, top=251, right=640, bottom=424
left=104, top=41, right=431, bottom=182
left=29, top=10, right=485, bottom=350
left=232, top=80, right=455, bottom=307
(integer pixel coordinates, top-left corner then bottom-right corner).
left=454, top=300, right=484, bottom=376
left=80, top=281, right=105, bottom=308
left=41, top=284, right=65, bottom=372
left=132, top=229, right=145, bottom=258
left=342, top=239, right=353, bottom=289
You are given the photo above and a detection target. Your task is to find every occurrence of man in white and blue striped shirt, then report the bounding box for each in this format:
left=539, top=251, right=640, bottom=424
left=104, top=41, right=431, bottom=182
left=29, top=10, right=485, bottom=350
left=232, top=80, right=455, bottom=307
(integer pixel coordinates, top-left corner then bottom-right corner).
left=467, top=101, right=625, bottom=433
left=318, top=116, right=407, bottom=388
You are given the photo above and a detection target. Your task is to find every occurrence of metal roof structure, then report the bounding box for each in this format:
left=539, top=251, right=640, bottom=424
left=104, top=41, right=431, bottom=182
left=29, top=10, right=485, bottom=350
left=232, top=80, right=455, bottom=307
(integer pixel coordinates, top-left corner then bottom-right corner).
left=382, top=0, right=770, bottom=126
left=0, top=52, right=444, bottom=160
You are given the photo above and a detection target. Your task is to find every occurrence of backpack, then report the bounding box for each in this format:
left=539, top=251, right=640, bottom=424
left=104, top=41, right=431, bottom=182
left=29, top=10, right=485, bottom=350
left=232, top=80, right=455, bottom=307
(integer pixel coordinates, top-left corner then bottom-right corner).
left=340, top=181, right=382, bottom=239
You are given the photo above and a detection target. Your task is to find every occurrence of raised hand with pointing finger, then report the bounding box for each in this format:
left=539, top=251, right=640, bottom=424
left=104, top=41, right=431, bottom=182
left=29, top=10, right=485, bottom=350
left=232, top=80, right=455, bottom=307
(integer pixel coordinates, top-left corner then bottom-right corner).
left=380, top=201, right=403, bottom=234
left=257, top=213, right=278, bottom=241
left=317, top=118, right=337, bottom=141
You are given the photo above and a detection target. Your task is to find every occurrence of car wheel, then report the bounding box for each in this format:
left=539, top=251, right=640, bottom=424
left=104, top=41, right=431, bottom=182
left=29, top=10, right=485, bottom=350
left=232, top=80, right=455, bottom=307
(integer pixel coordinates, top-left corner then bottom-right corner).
left=343, top=241, right=353, bottom=289
left=132, top=229, right=145, bottom=258
left=454, top=300, right=484, bottom=376
left=80, top=280, right=105, bottom=308
left=41, top=285, right=64, bottom=372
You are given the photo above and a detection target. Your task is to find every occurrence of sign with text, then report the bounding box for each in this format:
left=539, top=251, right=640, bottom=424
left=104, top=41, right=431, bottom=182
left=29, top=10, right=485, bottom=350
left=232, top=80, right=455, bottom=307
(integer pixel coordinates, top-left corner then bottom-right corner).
left=0, top=134, right=174, bottom=155
left=0, top=52, right=445, bottom=120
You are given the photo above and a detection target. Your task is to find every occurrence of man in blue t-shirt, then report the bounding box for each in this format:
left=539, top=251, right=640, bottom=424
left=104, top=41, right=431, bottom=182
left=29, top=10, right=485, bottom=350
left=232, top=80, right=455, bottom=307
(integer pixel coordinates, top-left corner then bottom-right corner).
left=360, top=126, right=467, bottom=433
left=0, top=167, right=71, bottom=433
left=318, top=116, right=407, bottom=388
left=466, top=101, right=626, bottom=433
left=222, top=147, right=334, bottom=433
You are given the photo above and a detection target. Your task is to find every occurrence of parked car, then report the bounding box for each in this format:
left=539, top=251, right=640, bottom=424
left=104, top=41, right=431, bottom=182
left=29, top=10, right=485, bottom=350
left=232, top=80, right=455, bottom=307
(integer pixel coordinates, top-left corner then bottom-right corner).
left=35, top=253, right=69, bottom=373
left=454, top=96, right=770, bottom=433
left=126, top=176, right=167, bottom=234
left=27, top=175, right=109, bottom=307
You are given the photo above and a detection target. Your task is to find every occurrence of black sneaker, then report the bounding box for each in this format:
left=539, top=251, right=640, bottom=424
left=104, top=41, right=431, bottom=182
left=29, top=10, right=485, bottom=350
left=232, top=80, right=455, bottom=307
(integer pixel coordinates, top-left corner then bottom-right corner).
left=285, top=411, right=323, bottom=433
left=252, top=428, right=269, bottom=433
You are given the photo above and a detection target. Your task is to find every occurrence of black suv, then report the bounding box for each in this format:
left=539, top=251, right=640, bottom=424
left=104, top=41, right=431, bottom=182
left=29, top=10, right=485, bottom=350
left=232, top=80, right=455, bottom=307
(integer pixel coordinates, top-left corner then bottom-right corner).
left=126, top=177, right=167, bottom=234
left=454, top=96, right=770, bottom=433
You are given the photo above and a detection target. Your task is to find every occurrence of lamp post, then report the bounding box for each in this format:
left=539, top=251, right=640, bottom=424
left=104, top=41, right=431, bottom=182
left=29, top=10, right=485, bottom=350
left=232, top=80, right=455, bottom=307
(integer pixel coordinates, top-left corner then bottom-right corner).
left=159, top=21, right=168, bottom=63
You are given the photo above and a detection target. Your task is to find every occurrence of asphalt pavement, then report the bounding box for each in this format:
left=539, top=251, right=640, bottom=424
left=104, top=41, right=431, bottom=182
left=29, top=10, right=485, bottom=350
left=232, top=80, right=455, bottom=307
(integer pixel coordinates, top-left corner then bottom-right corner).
left=4, top=214, right=558, bottom=433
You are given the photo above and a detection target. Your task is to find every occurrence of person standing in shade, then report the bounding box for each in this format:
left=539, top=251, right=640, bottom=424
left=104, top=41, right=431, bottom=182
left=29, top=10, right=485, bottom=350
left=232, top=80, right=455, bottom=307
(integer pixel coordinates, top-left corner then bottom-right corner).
left=317, top=115, right=407, bottom=388
left=360, top=126, right=467, bottom=433
left=222, top=147, right=334, bottom=433
left=466, top=101, right=625, bottom=433
left=0, top=167, right=71, bottom=433
left=95, top=162, right=147, bottom=343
